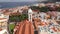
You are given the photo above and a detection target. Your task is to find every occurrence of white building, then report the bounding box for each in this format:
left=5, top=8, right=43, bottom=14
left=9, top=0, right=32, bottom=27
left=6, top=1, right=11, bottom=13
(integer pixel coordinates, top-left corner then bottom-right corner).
left=28, top=9, right=33, bottom=22
left=0, top=13, right=9, bottom=34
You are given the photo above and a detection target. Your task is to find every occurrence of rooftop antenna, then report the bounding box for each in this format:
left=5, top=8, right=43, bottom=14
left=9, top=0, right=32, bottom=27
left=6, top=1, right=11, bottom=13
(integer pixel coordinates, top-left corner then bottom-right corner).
left=28, top=9, right=33, bottom=22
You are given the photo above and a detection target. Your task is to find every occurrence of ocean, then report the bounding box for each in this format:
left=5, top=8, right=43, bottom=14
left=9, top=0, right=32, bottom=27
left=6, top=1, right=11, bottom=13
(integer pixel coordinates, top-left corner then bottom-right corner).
left=0, top=2, right=40, bottom=9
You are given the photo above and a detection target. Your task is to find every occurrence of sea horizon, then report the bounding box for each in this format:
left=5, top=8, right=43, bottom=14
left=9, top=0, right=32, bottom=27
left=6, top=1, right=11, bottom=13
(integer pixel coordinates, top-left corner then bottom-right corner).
left=0, top=2, right=40, bottom=9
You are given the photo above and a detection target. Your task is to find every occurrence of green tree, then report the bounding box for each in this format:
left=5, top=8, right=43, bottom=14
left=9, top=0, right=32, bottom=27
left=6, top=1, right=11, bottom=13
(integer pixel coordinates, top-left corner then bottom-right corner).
left=30, top=6, right=49, bottom=12
left=20, top=14, right=28, bottom=21
left=57, top=7, right=60, bottom=12
left=9, top=14, right=28, bottom=22
left=30, top=6, right=40, bottom=10
left=40, top=6, right=49, bottom=12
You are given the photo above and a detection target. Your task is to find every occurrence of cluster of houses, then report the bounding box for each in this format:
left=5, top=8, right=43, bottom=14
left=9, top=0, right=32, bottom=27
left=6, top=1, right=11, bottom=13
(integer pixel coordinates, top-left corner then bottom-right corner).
left=0, top=2, right=60, bottom=34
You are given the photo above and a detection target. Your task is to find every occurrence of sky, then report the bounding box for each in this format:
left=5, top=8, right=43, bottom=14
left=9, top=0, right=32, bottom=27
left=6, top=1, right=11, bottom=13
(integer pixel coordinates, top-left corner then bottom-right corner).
left=0, top=0, right=47, bottom=2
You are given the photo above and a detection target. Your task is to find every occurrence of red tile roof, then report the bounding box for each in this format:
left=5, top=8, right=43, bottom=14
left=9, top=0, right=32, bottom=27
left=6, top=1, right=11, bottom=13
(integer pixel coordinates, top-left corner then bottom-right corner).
left=32, top=10, right=39, bottom=12
left=14, top=20, right=34, bottom=34
left=0, top=28, right=2, bottom=31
